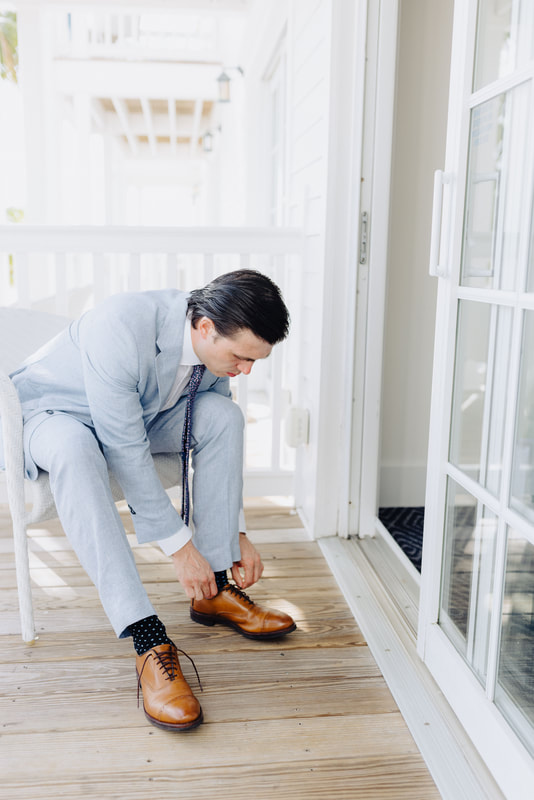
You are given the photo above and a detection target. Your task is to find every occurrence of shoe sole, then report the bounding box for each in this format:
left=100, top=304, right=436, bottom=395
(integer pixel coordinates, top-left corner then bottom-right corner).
left=143, top=707, right=204, bottom=732
left=190, top=608, right=297, bottom=640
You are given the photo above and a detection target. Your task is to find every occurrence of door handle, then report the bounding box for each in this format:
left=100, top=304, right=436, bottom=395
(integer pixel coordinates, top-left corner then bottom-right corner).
left=429, top=169, right=451, bottom=278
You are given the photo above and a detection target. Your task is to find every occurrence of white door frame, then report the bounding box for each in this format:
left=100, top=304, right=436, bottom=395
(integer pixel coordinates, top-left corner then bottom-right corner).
left=417, top=0, right=476, bottom=652
left=347, top=0, right=400, bottom=537
left=310, top=0, right=375, bottom=539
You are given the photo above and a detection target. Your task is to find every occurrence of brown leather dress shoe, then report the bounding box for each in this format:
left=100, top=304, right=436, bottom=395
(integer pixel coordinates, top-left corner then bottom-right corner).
left=136, top=643, right=203, bottom=731
left=190, top=583, right=296, bottom=640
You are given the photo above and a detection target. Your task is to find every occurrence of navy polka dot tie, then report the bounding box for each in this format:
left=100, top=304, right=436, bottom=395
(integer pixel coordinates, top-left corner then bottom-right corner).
left=181, top=364, right=206, bottom=525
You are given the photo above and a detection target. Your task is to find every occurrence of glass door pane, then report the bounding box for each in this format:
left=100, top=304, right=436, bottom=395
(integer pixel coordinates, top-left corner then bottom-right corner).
left=461, top=84, right=530, bottom=291
left=440, top=478, right=497, bottom=683
left=474, top=0, right=534, bottom=91
left=449, top=300, right=491, bottom=482
left=449, top=301, right=512, bottom=494
left=528, top=202, right=534, bottom=292
left=495, top=528, right=534, bottom=756
left=511, top=311, right=534, bottom=523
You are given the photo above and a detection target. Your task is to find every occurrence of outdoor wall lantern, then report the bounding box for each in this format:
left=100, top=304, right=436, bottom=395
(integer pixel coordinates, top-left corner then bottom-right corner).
left=216, top=66, right=244, bottom=103
left=217, top=71, right=231, bottom=102
left=202, top=130, right=214, bottom=152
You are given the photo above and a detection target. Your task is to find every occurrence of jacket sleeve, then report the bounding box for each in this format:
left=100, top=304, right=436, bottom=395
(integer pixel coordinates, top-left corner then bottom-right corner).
left=206, top=374, right=231, bottom=399
left=77, top=302, right=184, bottom=544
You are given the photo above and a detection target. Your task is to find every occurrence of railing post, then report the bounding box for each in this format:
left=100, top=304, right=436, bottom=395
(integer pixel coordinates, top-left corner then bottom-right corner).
left=128, top=252, right=141, bottom=292
left=93, top=252, right=106, bottom=306
left=203, top=253, right=214, bottom=285
left=270, top=253, right=286, bottom=471
left=55, top=252, right=68, bottom=316
left=15, top=254, right=30, bottom=309
left=166, top=252, right=178, bottom=290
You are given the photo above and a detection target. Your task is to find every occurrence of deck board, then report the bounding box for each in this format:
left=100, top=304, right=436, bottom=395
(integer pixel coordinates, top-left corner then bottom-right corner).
left=0, top=504, right=440, bottom=799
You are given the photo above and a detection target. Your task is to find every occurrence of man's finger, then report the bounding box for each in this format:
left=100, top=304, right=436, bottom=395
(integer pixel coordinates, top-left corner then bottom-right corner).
left=244, top=559, right=255, bottom=586
left=185, top=581, right=198, bottom=600
left=231, top=562, right=244, bottom=587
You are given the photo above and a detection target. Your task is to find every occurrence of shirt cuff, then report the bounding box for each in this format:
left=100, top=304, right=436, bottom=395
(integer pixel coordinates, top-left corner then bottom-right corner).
left=239, top=508, right=247, bottom=534
left=157, top=525, right=193, bottom=556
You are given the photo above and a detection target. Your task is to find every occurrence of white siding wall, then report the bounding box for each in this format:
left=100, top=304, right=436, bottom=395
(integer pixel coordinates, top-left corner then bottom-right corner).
left=242, top=0, right=335, bottom=533
left=288, top=0, right=333, bottom=531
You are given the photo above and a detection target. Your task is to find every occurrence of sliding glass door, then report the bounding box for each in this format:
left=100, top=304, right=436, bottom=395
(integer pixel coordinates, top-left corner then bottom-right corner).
left=420, top=1, right=534, bottom=793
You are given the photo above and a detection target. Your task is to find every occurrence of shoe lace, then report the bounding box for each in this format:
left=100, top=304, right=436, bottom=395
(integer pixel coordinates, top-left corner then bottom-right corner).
left=224, top=583, right=255, bottom=607
left=137, top=645, right=203, bottom=707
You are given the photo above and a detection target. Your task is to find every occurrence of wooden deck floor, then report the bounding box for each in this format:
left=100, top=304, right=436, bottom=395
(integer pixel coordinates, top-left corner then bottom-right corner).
left=0, top=501, right=440, bottom=800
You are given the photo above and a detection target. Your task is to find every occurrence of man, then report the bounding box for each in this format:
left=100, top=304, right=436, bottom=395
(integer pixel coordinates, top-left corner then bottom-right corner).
left=4, top=269, right=296, bottom=732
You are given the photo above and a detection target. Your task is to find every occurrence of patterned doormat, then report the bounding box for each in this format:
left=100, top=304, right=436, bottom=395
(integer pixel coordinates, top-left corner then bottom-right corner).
left=378, top=506, right=425, bottom=572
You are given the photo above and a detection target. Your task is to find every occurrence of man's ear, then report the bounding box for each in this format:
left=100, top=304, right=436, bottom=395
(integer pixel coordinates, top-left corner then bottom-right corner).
left=197, top=316, right=215, bottom=339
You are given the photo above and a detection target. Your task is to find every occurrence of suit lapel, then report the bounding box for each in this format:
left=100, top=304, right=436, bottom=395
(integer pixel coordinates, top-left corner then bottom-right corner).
left=154, top=292, right=189, bottom=409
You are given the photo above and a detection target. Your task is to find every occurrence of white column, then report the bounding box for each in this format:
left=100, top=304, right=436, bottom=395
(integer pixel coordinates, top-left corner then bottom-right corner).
left=217, top=79, right=246, bottom=225
left=17, top=7, right=54, bottom=223
left=73, top=91, right=93, bottom=222
left=103, top=127, right=114, bottom=224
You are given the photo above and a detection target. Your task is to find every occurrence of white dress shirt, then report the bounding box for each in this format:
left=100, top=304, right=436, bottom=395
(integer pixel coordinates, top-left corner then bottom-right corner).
left=160, top=318, right=202, bottom=413
left=157, top=318, right=246, bottom=557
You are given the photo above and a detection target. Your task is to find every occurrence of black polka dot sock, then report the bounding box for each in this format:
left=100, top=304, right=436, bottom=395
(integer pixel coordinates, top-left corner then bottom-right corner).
left=129, top=615, right=174, bottom=656
left=214, top=569, right=229, bottom=592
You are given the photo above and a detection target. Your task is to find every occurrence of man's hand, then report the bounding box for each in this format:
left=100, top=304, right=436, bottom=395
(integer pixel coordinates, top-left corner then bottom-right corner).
left=171, top=540, right=217, bottom=600
left=231, top=533, right=264, bottom=590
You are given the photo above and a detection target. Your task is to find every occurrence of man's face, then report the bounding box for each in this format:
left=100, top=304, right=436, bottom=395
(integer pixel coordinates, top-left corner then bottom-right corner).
left=191, top=317, right=273, bottom=378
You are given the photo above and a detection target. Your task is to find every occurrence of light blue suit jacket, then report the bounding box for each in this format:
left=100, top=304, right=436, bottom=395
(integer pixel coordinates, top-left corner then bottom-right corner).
left=9, top=290, right=230, bottom=543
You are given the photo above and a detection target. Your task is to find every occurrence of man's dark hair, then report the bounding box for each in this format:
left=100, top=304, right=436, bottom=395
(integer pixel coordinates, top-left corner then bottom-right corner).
left=187, top=269, right=290, bottom=345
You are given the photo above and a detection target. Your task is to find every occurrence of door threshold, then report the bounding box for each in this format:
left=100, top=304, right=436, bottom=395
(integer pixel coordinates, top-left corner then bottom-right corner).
left=360, top=518, right=420, bottom=635
left=319, top=536, right=504, bottom=800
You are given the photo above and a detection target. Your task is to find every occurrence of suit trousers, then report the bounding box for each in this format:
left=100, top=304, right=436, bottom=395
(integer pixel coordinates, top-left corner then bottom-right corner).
left=27, top=392, right=245, bottom=638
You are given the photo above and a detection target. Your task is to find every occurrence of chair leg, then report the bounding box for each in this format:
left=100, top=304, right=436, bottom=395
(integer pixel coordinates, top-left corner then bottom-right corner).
left=0, top=372, right=36, bottom=641
left=12, top=517, right=36, bottom=643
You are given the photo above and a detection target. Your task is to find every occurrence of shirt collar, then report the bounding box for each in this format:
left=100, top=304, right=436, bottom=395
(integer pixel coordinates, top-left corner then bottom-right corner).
left=180, top=317, right=202, bottom=366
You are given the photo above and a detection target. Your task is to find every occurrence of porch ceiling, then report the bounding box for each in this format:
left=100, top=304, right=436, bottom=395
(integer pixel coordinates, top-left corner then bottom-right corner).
left=96, top=97, right=215, bottom=156
left=49, top=3, right=248, bottom=160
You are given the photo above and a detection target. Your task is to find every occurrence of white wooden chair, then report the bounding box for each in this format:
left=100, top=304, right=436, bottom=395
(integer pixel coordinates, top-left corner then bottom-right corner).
left=0, top=308, right=181, bottom=642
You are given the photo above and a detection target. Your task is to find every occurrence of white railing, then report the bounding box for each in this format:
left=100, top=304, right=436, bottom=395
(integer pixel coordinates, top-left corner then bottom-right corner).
left=54, top=11, right=218, bottom=62
left=0, top=225, right=304, bottom=497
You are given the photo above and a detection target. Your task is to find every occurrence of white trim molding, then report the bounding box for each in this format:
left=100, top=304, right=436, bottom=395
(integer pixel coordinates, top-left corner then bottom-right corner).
left=320, top=536, right=504, bottom=800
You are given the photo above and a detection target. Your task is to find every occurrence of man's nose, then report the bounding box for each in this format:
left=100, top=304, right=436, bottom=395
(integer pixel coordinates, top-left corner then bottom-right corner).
left=239, top=362, right=253, bottom=375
